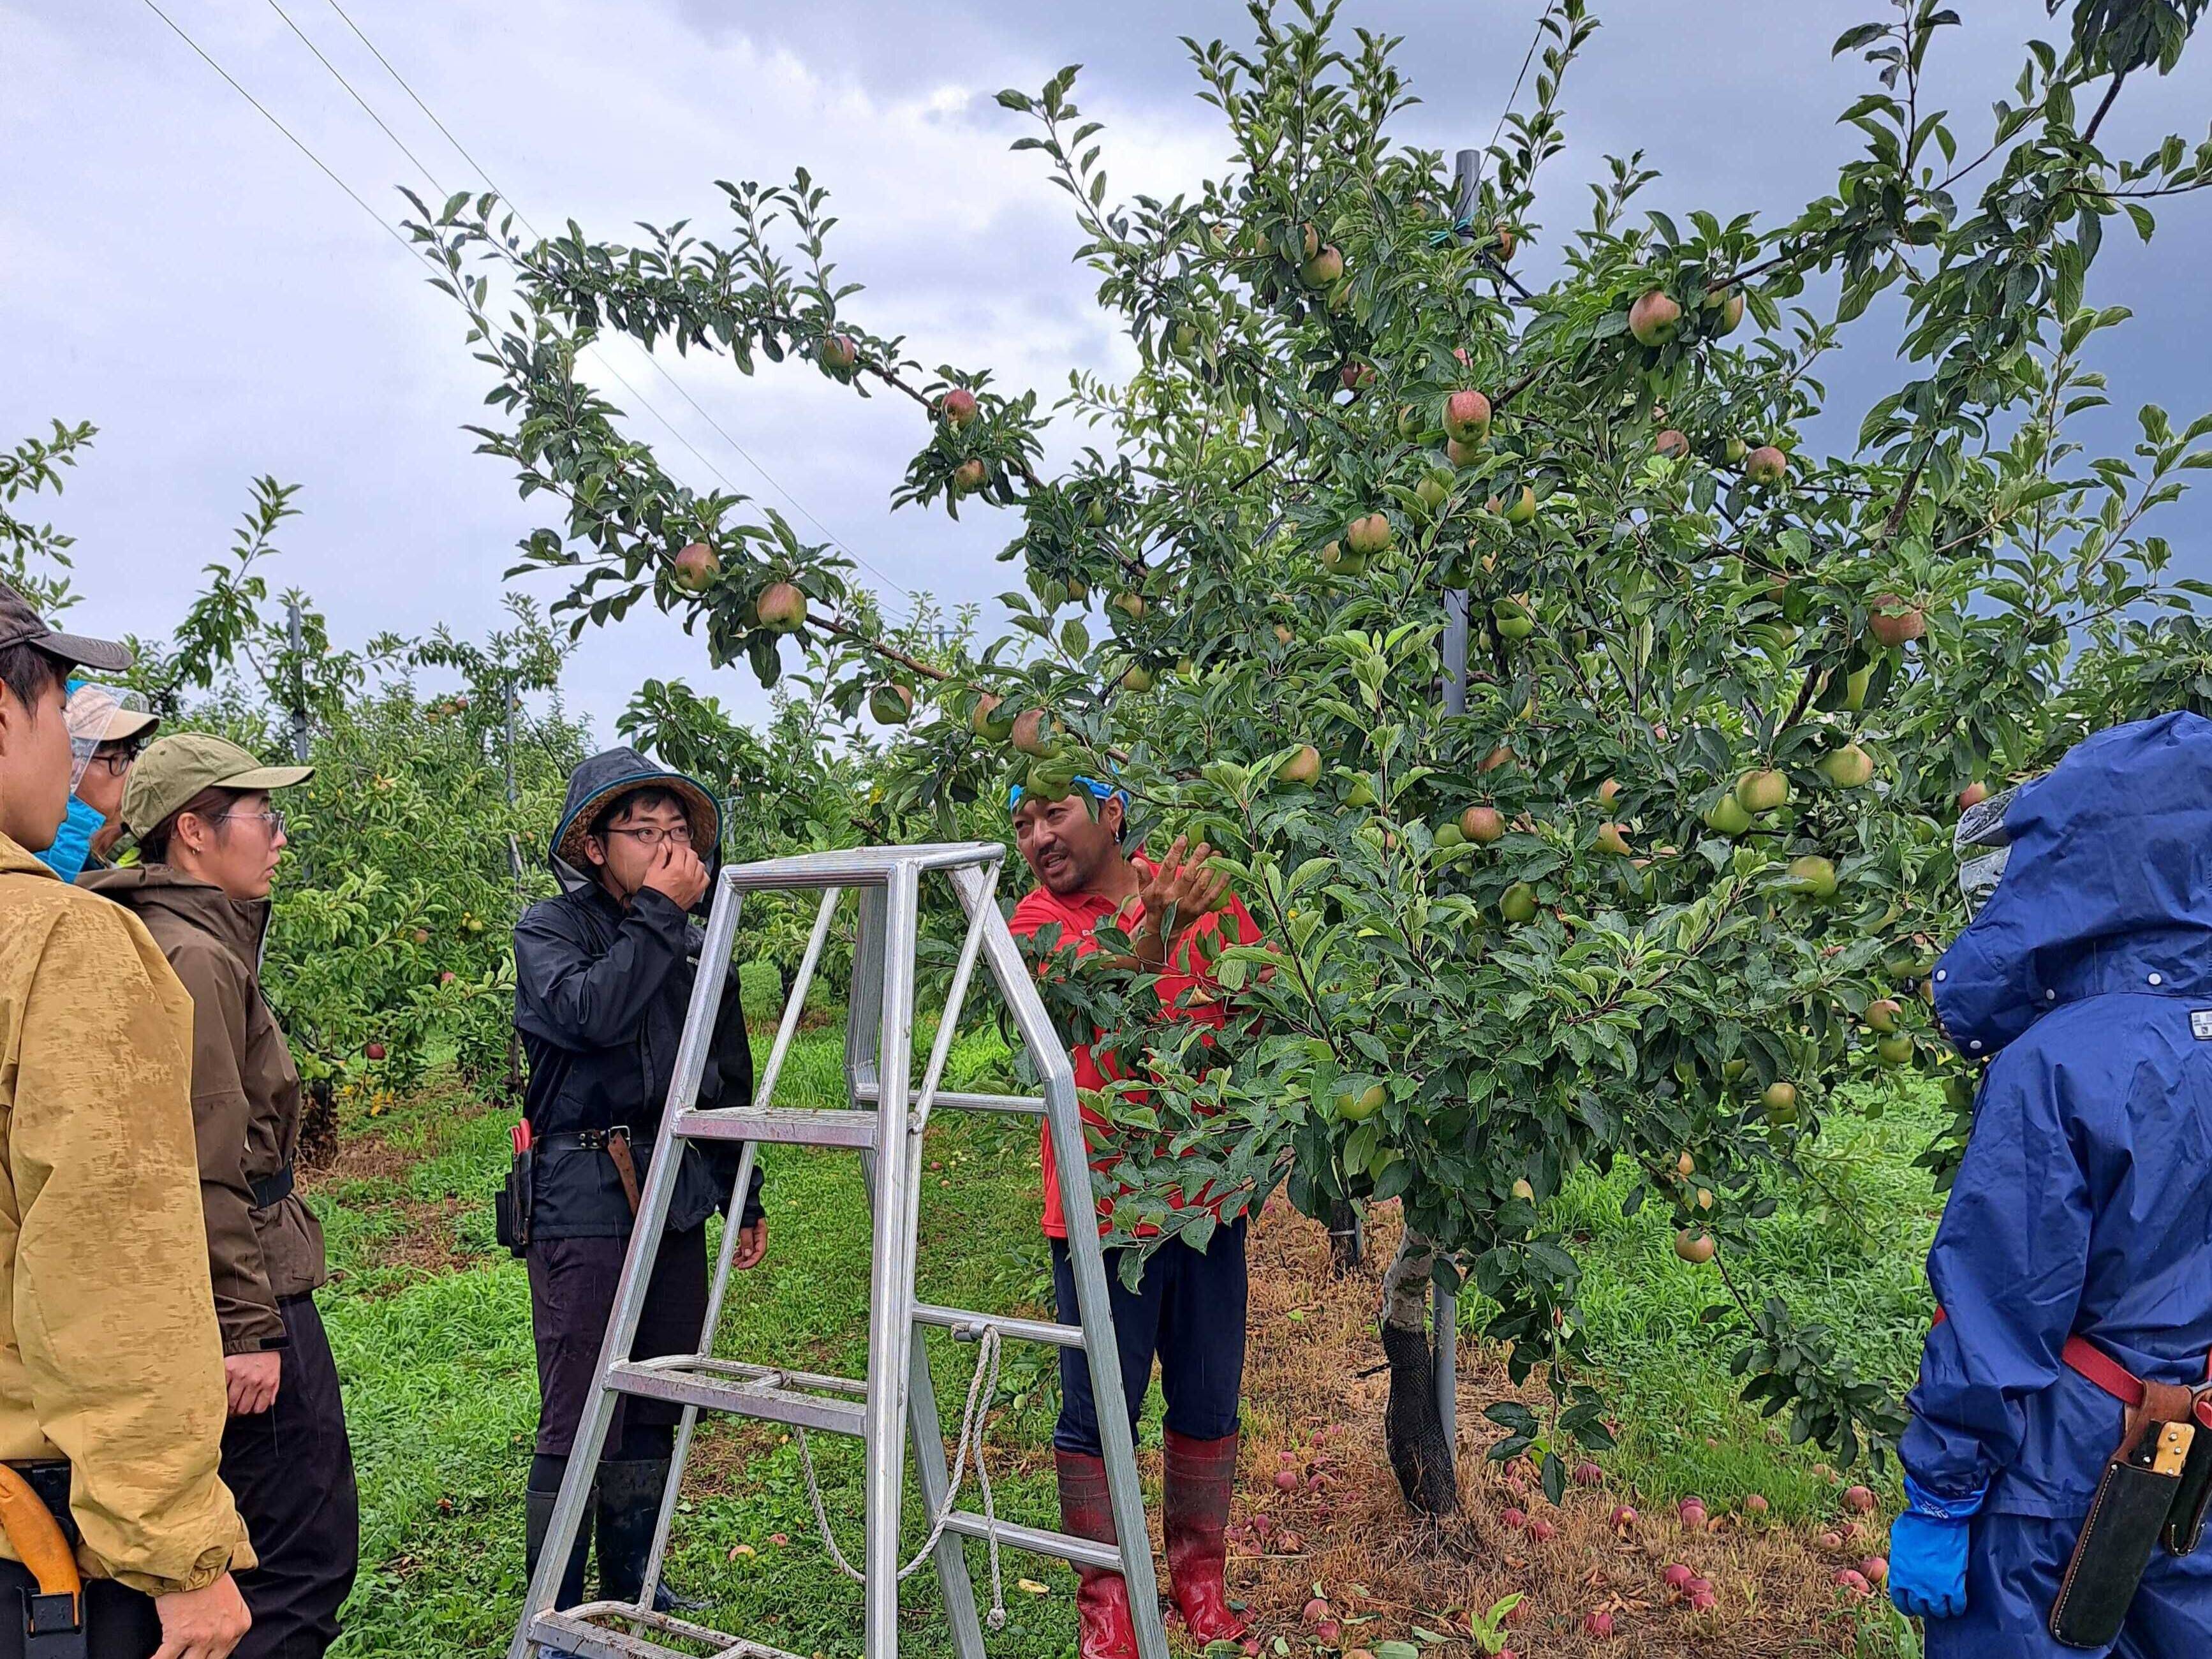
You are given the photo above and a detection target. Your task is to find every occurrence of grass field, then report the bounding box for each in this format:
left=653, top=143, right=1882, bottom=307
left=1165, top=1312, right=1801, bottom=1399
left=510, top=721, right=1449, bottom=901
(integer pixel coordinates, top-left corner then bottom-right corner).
left=307, top=1020, right=1941, bottom=1658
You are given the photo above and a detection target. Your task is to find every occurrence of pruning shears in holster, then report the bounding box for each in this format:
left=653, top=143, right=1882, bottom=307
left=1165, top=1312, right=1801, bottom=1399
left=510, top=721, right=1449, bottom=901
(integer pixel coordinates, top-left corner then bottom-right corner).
left=496, top=1118, right=535, bottom=1257
left=0, top=1462, right=85, bottom=1659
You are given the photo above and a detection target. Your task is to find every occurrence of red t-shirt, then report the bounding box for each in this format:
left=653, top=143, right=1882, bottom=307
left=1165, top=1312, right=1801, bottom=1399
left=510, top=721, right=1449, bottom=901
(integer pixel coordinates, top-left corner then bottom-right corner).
left=1008, top=869, right=1264, bottom=1237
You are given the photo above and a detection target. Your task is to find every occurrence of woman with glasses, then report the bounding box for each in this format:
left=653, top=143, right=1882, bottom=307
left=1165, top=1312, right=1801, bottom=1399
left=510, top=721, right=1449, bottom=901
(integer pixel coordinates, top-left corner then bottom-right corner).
left=85, top=733, right=358, bottom=1659
left=511, top=749, right=767, bottom=1626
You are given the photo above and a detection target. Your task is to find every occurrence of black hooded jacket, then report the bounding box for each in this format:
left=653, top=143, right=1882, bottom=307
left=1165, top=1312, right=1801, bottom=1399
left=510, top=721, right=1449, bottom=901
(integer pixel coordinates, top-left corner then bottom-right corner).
left=513, top=748, right=762, bottom=1240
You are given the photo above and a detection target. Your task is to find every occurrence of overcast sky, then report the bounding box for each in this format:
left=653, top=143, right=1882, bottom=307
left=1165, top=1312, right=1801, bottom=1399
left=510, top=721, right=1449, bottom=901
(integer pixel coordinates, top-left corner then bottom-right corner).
left=7, top=0, right=2211, bottom=740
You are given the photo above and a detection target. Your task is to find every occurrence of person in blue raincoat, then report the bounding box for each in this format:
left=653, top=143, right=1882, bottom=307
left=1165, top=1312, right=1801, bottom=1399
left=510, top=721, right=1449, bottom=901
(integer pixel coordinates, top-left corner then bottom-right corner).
left=1892, top=710, right=2212, bottom=1653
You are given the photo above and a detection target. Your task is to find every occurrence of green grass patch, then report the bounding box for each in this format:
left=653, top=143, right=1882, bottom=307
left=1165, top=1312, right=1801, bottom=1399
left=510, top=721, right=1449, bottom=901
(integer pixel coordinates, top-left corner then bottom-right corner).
left=320, top=1017, right=1949, bottom=1655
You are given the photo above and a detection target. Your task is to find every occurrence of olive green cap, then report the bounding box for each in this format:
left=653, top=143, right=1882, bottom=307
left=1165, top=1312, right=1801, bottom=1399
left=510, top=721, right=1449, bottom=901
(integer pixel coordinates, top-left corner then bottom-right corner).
left=121, top=732, right=313, bottom=836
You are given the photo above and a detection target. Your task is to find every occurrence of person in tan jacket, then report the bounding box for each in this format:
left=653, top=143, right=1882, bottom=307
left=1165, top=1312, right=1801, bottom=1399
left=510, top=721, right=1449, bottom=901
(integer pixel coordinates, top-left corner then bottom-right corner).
left=87, top=735, right=356, bottom=1659
left=0, top=582, right=253, bottom=1659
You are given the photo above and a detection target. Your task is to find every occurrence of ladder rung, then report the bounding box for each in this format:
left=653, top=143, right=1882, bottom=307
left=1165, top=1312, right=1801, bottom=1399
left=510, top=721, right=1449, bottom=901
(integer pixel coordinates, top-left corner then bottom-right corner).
left=913, top=1304, right=1085, bottom=1349
left=852, top=1084, right=1045, bottom=1116
left=531, top=1604, right=807, bottom=1659
left=674, top=1106, right=881, bottom=1148
left=939, top=1511, right=1123, bottom=1572
left=608, top=1358, right=868, bottom=1435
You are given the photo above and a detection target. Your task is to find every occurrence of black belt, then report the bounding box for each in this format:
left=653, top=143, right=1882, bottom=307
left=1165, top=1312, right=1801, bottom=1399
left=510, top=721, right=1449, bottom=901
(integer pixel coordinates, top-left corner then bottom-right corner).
left=536, top=1128, right=631, bottom=1154
left=250, top=1165, right=295, bottom=1209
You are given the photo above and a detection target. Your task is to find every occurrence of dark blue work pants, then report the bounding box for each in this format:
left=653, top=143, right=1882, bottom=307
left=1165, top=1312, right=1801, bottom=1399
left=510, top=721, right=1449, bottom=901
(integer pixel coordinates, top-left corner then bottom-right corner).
left=1050, top=1218, right=1248, bottom=1457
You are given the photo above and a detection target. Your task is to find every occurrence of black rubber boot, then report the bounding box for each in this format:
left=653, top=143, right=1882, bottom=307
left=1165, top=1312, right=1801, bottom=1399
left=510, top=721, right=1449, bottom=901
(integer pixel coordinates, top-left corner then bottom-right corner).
left=596, top=1459, right=706, bottom=1613
left=524, top=1483, right=593, bottom=1658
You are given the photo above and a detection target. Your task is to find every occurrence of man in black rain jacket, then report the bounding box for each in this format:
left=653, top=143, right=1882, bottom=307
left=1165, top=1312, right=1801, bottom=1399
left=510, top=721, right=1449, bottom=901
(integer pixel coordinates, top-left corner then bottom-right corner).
left=513, top=748, right=767, bottom=1616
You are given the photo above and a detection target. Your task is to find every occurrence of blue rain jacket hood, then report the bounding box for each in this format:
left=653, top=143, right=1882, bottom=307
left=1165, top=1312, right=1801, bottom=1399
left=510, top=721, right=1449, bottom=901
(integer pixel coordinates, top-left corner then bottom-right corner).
left=1904, top=712, right=2212, bottom=1523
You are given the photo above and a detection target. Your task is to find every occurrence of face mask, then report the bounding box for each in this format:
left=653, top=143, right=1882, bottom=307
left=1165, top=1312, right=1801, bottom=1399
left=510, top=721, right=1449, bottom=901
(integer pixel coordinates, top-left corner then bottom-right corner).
left=1954, top=786, right=2019, bottom=921
left=36, top=794, right=105, bottom=883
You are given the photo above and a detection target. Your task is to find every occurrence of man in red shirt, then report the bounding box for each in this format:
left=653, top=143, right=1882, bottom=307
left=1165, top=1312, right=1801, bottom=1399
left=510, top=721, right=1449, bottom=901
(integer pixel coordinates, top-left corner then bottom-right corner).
left=1008, top=776, right=1262, bottom=1659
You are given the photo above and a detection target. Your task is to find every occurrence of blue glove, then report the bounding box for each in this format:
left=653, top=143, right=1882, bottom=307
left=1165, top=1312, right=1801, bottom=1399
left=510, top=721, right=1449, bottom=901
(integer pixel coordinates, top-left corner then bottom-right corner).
left=1889, top=1475, right=1984, bottom=1621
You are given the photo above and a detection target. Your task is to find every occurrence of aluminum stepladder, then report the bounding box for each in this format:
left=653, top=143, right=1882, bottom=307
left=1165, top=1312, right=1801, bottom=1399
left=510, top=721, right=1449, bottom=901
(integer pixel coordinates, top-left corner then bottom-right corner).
left=511, top=843, right=1170, bottom=1659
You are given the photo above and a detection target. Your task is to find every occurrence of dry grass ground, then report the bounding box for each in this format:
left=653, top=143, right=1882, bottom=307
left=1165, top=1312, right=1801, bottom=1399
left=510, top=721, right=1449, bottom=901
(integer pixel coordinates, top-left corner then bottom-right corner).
left=1225, top=1198, right=1899, bottom=1658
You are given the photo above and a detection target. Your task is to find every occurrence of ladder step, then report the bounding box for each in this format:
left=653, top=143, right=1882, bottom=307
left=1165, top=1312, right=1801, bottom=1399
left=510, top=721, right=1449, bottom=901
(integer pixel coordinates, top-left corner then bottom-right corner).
left=913, top=1304, right=1086, bottom=1349
left=608, top=1357, right=868, bottom=1435
left=673, top=1105, right=880, bottom=1148
left=853, top=1083, right=1045, bottom=1116
left=939, top=1511, right=1124, bottom=1572
left=530, top=1604, right=806, bottom=1659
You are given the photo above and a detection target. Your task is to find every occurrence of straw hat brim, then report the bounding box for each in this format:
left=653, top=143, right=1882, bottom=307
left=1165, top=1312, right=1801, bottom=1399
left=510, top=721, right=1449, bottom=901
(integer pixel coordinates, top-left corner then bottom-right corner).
left=552, top=770, right=721, bottom=874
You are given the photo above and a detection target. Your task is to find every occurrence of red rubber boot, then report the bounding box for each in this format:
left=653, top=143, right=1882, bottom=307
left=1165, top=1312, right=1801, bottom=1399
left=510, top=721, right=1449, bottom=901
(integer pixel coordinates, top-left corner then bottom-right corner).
left=1057, top=1450, right=1140, bottom=1659
left=1163, top=1429, right=1248, bottom=1644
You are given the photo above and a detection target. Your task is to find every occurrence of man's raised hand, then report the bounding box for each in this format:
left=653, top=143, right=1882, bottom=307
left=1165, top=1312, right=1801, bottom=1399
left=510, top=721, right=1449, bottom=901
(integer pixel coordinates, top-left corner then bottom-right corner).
left=1133, top=834, right=1233, bottom=968
left=642, top=839, right=710, bottom=910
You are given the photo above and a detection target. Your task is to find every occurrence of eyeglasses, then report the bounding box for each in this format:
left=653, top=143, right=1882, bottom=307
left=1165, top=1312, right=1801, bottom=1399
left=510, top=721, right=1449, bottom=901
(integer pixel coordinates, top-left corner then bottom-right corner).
left=216, top=809, right=288, bottom=837
left=603, top=824, right=694, bottom=848
left=89, top=746, right=143, bottom=776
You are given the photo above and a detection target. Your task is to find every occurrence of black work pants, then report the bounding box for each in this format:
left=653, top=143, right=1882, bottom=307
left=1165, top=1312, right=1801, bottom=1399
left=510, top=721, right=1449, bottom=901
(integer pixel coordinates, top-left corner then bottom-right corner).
left=0, top=1563, right=159, bottom=1658
left=527, top=1225, right=710, bottom=1461
left=221, top=1294, right=360, bottom=1659
left=1051, top=1218, right=1249, bottom=1456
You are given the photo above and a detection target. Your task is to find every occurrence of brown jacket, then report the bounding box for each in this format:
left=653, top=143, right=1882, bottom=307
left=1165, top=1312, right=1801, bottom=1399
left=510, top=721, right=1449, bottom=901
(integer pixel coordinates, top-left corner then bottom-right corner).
left=0, top=833, right=253, bottom=1593
left=83, top=866, right=327, bottom=1354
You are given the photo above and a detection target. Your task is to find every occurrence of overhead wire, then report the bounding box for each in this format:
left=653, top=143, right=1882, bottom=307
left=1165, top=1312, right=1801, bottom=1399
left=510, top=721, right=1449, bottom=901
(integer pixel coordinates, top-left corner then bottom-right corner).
left=311, top=0, right=917, bottom=613
left=144, top=0, right=914, bottom=619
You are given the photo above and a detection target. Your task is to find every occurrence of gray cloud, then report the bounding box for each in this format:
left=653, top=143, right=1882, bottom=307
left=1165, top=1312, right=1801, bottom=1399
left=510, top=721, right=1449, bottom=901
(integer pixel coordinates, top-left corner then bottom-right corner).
left=6, top=0, right=2208, bottom=739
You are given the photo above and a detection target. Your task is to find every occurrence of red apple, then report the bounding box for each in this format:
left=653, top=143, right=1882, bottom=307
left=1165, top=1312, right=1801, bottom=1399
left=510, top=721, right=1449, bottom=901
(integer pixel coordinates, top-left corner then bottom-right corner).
left=1501, top=1507, right=1528, bottom=1530
left=1678, top=1499, right=1708, bottom=1531
left=951, top=459, right=988, bottom=496
left=1528, top=1517, right=1557, bottom=1542
left=1339, top=360, right=1375, bottom=392
left=1958, top=781, right=1990, bottom=809
left=1662, top=1563, right=1694, bottom=1592
left=1742, top=1494, right=1769, bottom=1515
left=940, top=387, right=978, bottom=427
left=756, top=581, right=807, bottom=633
left=672, top=541, right=720, bottom=593
left=1817, top=1530, right=1845, bottom=1552
left=1654, top=429, right=1690, bottom=459
left=1861, top=1556, right=1889, bottom=1586
left=1301, top=1598, right=1331, bottom=1626
left=1582, top=1610, right=1616, bottom=1639
left=439, top=971, right=457, bottom=985
left=1689, top=1590, right=1717, bottom=1612
left=1843, top=1484, right=1877, bottom=1514
left=1611, top=1505, right=1638, bottom=1528
left=1274, top=1468, right=1300, bottom=1493
left=1868, top=593, right=1926, bottom=647
left=1628, top=290, right=1682, bottom=347
left=1574, top=1461, right=1604, bottom=1486
left=1443, top=389, right=1493, bottom=444
left=1743, top=445, right=1789, bottom=485
left=365, top=1042, right=386, bottom=1061
left=1834, top=1568, right=1871, bottom=1597
left=818, top=334, right=858, bottom=376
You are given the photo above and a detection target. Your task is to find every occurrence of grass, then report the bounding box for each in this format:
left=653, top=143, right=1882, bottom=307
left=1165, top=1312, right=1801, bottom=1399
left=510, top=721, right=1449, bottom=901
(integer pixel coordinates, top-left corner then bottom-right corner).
left=309, top=1020, right=1939, bottom=1658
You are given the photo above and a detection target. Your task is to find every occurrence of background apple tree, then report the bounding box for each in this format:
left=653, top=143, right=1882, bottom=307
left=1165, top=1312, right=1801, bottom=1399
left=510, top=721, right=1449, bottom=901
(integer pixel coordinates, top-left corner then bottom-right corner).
left=411, top=0, right=2212, bottom=1515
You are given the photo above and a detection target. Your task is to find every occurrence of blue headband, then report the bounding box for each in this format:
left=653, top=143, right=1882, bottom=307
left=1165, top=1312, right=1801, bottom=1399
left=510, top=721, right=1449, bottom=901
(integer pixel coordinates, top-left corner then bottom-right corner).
left=1008, top=774, right=1128, bottom=814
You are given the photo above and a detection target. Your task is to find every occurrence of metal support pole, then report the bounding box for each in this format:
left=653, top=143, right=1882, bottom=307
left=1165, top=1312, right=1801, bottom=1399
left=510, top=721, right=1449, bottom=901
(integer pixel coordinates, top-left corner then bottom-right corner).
left=860, top=864, right=921, bottom=1659
left=1424, top=144, right=1486, bottom=1455
left=284, top=599, right=310, bottom=763
left=505, top=676, right=525, bottom=1101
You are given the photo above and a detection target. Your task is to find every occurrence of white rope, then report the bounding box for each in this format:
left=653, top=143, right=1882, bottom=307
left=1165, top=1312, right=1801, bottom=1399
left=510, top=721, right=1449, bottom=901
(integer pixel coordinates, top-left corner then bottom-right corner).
left=797, top=1326, right=1010, bottom=1630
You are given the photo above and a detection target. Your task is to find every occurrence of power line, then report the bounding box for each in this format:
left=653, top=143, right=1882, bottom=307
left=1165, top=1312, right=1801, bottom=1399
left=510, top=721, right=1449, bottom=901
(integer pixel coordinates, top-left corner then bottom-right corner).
left=312, top=0, right=917, bottom=611
left=266, top=0, right=450, bottom=199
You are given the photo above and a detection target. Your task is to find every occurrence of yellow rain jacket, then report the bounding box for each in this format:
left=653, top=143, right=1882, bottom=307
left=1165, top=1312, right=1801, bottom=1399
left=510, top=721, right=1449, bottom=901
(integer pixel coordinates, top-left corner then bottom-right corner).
left=0, top=831, right=252, bottom=1594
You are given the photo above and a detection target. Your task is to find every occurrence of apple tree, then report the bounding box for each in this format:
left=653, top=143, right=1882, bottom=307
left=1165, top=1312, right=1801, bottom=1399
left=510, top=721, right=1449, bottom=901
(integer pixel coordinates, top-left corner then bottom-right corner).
left=412, top=0, right=2212, bottom=1511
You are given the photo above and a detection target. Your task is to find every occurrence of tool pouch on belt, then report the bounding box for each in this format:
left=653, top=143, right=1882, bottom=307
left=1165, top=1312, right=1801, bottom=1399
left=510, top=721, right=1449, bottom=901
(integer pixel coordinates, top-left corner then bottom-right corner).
left=494, top=1132, right=533, bottom=1258
left=2051, top=1383, right=2198, bottom=1648
left=2162, top=1389, right=2212, bottom=1556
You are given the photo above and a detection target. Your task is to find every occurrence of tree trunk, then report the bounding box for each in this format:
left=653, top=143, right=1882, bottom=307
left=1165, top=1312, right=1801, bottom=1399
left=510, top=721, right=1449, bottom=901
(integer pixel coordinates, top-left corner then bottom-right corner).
left=1327, top=1198, right=1365, bottom=1274
left=1379, top=1226, right=1459, bottom=1516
